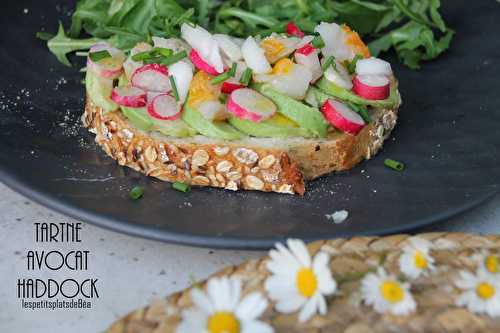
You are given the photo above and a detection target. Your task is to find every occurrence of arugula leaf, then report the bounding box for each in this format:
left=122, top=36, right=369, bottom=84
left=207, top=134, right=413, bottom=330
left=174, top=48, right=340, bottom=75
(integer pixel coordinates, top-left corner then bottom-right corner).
left=46, top=23, right=100, bottom=67
left=40, top=0, right=454, bottom=70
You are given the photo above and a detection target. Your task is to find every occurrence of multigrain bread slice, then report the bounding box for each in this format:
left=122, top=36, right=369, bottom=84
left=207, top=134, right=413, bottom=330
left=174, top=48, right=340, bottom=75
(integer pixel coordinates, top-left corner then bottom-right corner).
left=107, top=233, right=500, bottom=333
left=82, top=98, right=398, bottom=195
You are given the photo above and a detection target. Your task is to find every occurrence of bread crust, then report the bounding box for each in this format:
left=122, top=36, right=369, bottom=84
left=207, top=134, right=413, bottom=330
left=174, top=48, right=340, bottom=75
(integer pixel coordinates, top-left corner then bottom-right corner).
left=83, top=97, right=398, bottom=195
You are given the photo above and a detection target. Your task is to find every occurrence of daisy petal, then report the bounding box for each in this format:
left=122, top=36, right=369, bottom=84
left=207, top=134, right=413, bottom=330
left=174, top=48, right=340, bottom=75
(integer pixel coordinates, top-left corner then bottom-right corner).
left=241, top=320, right=274, bottom=333
left=190, top=288, right=214, bottom=314
left=275, top=293, right=305, bottom=313
left=298, top=295, right=318, bottom=322
left=229, top=278, right=242, bottom=309
left=288, top=239, right=312, bottom=267
left=236, top=292, right=268, bottom=320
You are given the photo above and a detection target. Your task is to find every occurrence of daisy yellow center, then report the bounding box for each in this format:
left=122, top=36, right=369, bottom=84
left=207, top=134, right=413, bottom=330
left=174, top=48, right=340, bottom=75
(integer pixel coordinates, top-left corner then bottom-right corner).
left=485, top=255, right=499, bottom=273
left=414, top=250, right=428, bottom=269
left=296, top=268, right=318, bottom=298
left=380, top=280, right=405, bottom=304
left=207, top=312, right=240, bottom=333
left=476, top=282, right=496, bottom=300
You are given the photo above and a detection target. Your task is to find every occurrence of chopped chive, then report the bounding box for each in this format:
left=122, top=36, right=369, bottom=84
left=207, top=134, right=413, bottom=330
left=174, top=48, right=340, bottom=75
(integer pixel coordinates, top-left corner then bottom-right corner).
left=219, top=94, right=228, bottom=104
left=311, top=35, right=325, bottom=49
left=347, top=54, right=363, bottom=75
left=160, top=50, right=187, bottom=66
left=89, top=50, right=112, bottom=62
left=169, top=76, right=180, bottom=102
left=384, top=159, right=405, bottom=171
left=132, top=50, right=154, bottom=62
left=172, top=182, right=190, bottom=193
left=76, top=51, right=89, bottom=57
left=155, top=47, right=173, bottom=57
left=228, top=63, right=237, bottom=77
left=211, top=71, right=232, bottom=85
left=144, top=56, right=164, bottom=64
left=129, top=186, right=144, bottom=200
left=239, top=68, right=253, bottom=86
left=322, top=56, right=336, bottom=72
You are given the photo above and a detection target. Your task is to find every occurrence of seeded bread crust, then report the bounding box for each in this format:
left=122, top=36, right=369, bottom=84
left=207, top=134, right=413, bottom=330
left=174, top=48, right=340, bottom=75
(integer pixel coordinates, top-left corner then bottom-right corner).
left=83, top=97, right=398, bottom=195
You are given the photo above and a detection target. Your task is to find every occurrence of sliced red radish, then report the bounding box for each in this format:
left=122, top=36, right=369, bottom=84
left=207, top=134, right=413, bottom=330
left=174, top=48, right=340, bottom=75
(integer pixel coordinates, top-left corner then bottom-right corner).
left=286, top=22, right=305, bottom=38
left=147, top=94, right=182, bottom=120
left=87, top=43, right=125, bottom=79
left=352, top=75, right=390, bottom=100
left=321, top=99, right=365, bottom=135
left=198, top=100, right=229, bottom=121
left=111, top=86, right=147, bottom=107
left=221, top=80, right=245, bottom=94
left=296, top=43, right=316, bottom=56
left=131, top=64, right=171, bottom=93
left=355, top=57, right=392, bottom=77
left=227, top=88, right=276, bottom=122
left=190, top=49, right=222, bottom=76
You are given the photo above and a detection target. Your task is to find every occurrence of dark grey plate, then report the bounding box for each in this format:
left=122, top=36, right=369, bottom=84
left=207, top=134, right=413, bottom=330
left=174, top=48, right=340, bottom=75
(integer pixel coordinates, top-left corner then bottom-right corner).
left=0, top=0, right=499, bottom=249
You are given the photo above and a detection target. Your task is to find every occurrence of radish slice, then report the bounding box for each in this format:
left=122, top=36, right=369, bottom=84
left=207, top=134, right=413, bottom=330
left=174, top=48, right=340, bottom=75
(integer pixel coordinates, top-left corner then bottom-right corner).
left=321, top=99, right=365, bottom=135
left=190, top=49, right=222, bottom=76
left=221, top=81, right=245, bottom=94
left=355, top=57, right=392, bottom=77
left=111, top=86, right=147, bottom=107
left=147, top=94, right=182, bottom=120
left=295, top=46, right=322, bottom=83
left=227, top=88, right=276, bottom=122
left=352, top=75, right=390, bottom=100
left=168, top=61, right=193, bottom=103
left=214, top=34, right=243, bottom=62
left=123, top=42, right=153, bottom=80
left=286, top=22, right=305, bottom=38
left=87, top=43, right=125, bottom=79
left=323, top=60, right=353, bottom=89
left=131, top=64, right=171, bottom=93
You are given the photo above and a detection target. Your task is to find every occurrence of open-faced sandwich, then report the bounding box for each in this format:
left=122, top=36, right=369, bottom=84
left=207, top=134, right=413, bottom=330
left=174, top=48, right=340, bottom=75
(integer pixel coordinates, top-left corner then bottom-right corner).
left=83, top=21, right=401, bottom=195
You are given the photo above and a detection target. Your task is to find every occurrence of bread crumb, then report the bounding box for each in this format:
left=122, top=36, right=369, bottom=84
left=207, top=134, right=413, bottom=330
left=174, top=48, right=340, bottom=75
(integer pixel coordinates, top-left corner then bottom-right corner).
left=325, top=210, right=349, bottom=224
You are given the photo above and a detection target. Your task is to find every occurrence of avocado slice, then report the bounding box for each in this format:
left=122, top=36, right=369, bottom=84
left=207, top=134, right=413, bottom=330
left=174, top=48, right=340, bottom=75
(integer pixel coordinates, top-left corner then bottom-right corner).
left=254, top=83, right=328, bottom=138
left=315, top=77, right=399, bottom=109
left=182, top=104, right=244, bottom=140
left=121, top=106, right=197, bottom=137
left=120, top=107, right=153, bottom=131
left=228, top=116, right=314, bottom=138
left=85, top=71, right=118, bottom=113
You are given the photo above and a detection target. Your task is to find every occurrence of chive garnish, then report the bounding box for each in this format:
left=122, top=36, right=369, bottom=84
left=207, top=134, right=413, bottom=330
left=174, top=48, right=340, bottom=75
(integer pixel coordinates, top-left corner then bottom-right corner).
left=172, top=182, right=190, bottom=193
left=76, top=51, right=89, bottom=57
left=384, top=159, right=405, bottom=171
left=347, top=54, right=363, bottom=75
left=211, top=71, right=232, bottom=85
left=239, top=68, right=253, bottom=86
left=311, top=35, right=325, bottom=49
left=169, top=76, right=180, bottom=102
left=132, top=50, right=154, bottom=62
left=160, top=50, right=188, bottom=66
left=129, top=186, right=144, bottom=200
left=155, top=47, right=173, bottom=57
left=89, top=50, right=112, bottom=62
left=322, top=56, right=336, bottom=72
left=228, top=63, right=237, bottom=77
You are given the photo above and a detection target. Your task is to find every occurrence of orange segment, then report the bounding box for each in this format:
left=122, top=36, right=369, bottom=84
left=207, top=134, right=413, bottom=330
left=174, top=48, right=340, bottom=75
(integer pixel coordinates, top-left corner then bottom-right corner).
left=342, top=25, right=371, bottom=58
left=261, top=38, right=286, bottom=63
left=187, top=71, right=220, bottom=108
left=272, top=58, right=294, bottom=75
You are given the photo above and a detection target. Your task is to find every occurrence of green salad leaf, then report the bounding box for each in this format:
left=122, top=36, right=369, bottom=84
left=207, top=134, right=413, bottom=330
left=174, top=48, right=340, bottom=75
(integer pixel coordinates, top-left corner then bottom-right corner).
left=38, top=0, right=453, bottom=69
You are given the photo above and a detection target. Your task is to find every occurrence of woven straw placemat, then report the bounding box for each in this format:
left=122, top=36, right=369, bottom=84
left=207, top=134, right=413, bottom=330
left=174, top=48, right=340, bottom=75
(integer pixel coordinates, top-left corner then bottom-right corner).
left=107, top=233, right=500, bottom=333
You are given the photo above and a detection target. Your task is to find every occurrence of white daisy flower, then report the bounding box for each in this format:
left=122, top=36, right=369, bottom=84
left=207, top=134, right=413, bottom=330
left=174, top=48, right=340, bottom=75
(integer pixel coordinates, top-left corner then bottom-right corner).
left=473, top=250, right=500, bottom=275
left=398, top=237, right=435, bottom=279
left=361, top=267, right=416, bottom=315
left=455, top=269, right=500, bottom=317
left=264, top=239, right=337, bottom=322
left=176, top=277, right=273, bottom=333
